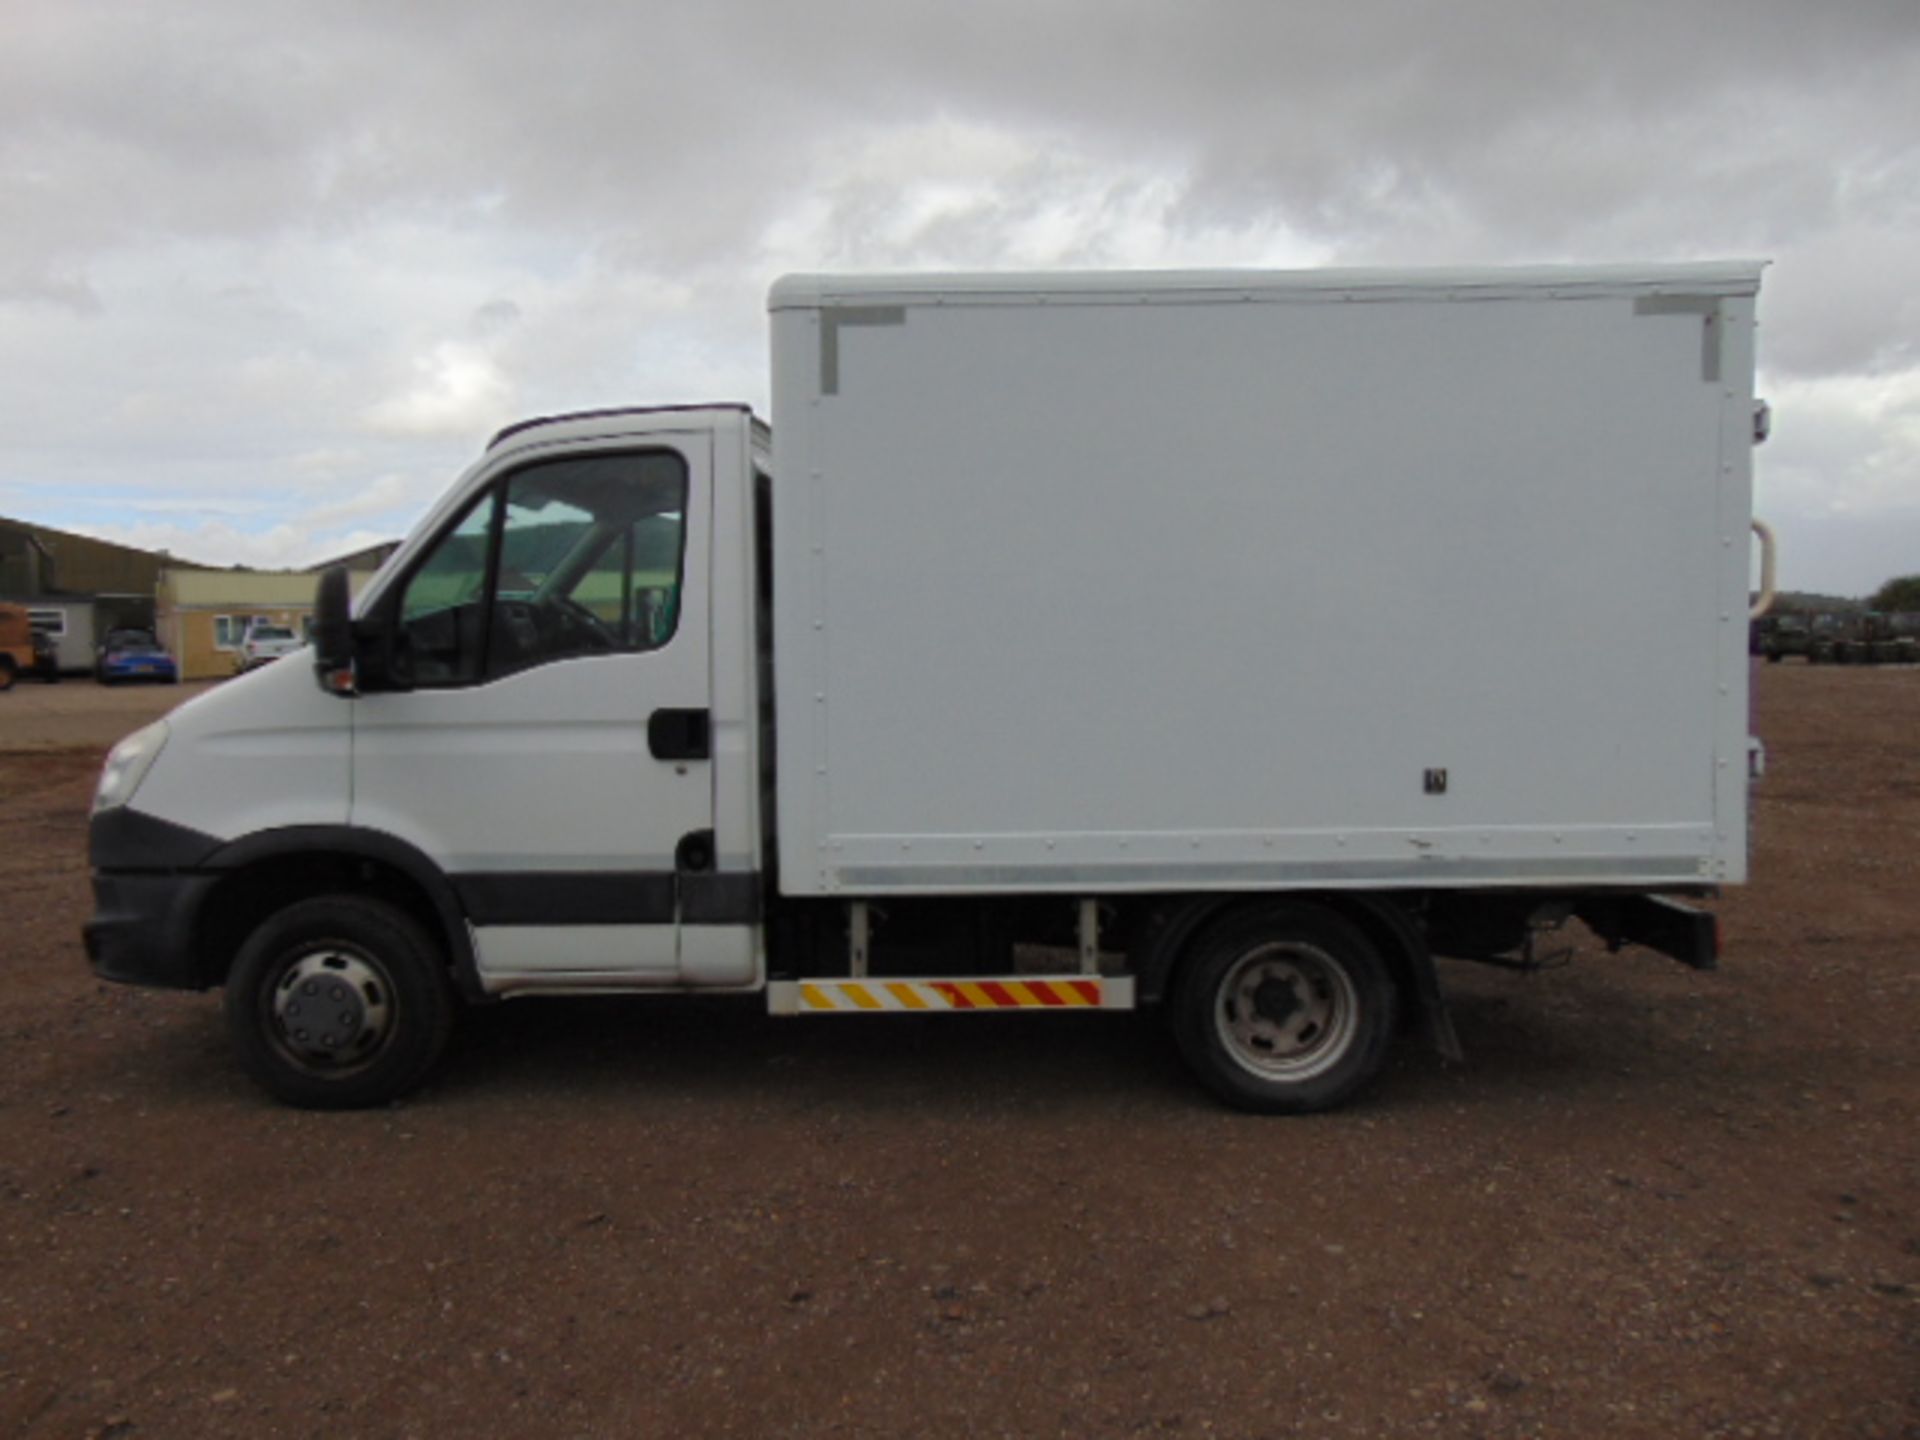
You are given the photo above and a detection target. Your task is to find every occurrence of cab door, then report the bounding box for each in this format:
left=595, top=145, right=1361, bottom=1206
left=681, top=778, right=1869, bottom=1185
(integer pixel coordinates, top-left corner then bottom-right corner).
left=350, top=434, right=714, bottom=985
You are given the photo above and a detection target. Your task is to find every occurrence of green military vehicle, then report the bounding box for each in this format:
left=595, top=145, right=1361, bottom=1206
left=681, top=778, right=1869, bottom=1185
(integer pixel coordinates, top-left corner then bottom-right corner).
left=1755, top=614, right=1814, bottom=662
left=1810, top=612, right=1920, bottom=665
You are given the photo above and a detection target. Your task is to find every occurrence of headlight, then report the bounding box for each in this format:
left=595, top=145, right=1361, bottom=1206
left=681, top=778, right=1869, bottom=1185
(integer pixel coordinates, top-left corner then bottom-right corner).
left=94, top=720, right=169, bottom=814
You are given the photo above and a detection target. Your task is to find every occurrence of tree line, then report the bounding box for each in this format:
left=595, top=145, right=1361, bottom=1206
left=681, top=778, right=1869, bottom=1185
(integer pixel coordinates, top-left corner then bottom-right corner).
left=1871, top=575, right=1920, bottom=613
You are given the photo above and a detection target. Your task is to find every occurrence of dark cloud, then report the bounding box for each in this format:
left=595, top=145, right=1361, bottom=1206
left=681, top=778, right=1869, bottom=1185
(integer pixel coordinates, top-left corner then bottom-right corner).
left=0, top=0, right=1914, bottom=585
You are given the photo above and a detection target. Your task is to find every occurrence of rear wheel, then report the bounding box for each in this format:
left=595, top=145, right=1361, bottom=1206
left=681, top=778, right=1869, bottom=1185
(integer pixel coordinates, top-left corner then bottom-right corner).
left=0, top=656, right=14, bottom=692
left=1172, top=904, right=1398, bottom=1113
left=224, top=895, right=455, bottom=1109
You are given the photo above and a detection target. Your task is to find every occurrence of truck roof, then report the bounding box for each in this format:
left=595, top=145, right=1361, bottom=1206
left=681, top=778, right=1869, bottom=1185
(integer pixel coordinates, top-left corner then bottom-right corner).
left=769, top=261, right=1767, bottom=310
left=488, top=403, right=767, bottom=453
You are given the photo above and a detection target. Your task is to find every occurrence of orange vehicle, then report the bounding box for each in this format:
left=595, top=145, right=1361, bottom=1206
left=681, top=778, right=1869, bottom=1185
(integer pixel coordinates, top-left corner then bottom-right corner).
left=0, top=602, right=36, bottom=691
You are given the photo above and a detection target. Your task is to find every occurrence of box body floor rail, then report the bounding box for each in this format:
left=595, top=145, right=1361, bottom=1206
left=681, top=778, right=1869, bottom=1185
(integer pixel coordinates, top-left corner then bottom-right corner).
left=85, top=262, right=1768, bottom=1112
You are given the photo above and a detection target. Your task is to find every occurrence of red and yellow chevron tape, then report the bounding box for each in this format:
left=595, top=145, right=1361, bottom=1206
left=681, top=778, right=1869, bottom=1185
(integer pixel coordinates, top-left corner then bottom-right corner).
left=796, top=977, right=1104, bottom=1011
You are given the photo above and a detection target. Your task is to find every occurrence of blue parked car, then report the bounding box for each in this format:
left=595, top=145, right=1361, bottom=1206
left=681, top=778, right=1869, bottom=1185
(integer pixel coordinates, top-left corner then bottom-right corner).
left=95, top=629, right=179, bottom=685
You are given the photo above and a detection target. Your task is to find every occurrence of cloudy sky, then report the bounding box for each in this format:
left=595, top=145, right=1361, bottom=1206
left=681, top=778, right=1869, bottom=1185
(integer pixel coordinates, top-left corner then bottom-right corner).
left=2, top=0, right=1916, bottom=594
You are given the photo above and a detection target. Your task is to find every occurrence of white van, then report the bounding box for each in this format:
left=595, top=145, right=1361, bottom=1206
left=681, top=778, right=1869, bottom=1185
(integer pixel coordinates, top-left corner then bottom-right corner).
left=85, top=263, right=1770, bottom=1112
left=235, top=621, right=304, bottom=672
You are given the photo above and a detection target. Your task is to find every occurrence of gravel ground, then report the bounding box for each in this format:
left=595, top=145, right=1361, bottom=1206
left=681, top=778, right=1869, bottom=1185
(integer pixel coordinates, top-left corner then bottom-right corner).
left=0, top=664, right=1914, bottom=1438
left=0, top=678, right=222, bottom=751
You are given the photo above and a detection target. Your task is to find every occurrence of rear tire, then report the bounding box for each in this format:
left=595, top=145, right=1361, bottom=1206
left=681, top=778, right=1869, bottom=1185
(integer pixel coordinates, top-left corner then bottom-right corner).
left=225, top=895, right=455, bottom=1109
left=0, top=657, right=14, bottom=692
left=1171, top=904, right=1398, bottom=1114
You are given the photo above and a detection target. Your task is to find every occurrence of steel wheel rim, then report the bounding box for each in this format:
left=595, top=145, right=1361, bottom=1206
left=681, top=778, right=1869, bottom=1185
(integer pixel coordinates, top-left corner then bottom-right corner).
left=266, top=946, right=397, bottom=1077
left=1214, top=941, right=1360, bottom=1081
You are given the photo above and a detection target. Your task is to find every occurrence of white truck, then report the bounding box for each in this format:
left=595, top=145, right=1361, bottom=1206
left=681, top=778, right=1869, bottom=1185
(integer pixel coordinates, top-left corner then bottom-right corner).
left=85, top=262, right=1770, bottom=1113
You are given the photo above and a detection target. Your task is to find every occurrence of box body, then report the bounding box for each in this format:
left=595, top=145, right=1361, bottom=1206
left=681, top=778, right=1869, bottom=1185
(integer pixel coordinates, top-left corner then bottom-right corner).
left=769, top=265, right=1761, bottom=897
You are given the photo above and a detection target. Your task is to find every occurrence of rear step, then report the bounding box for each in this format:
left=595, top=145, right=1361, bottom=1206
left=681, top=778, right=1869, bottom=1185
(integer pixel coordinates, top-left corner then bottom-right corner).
left=1575, top=895, right=1719, bottom=971
left=768, top=976, right=1136, bottom=1015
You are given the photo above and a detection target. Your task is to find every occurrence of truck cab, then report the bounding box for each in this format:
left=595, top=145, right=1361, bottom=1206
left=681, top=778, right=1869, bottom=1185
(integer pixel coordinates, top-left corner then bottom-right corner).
left=88, top=406, right=773, bottom=1104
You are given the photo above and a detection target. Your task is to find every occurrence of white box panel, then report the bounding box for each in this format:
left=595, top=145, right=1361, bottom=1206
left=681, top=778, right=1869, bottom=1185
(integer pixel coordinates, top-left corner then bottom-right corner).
left=769, top=265, right=1762, bottom=896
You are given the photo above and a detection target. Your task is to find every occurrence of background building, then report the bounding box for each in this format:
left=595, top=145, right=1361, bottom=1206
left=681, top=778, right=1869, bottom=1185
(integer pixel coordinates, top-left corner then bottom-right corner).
left=4, top=515, right=393, bottom=679
left=0, top=517, right=168, bottom=671
left=309, top=540, right=402, bottom=575
left=157, top=569, right=372, bottom=681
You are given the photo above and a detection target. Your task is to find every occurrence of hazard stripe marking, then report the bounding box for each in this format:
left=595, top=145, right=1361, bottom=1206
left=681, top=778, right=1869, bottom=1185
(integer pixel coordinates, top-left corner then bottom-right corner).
left=780, top=977, right=1126, bottom=1013
left=885, top=982, right=930, bottom=1010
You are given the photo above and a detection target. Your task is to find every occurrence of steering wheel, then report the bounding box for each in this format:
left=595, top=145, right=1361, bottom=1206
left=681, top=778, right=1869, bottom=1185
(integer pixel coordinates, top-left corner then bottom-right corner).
left=548, top=597, right=616, bottom=650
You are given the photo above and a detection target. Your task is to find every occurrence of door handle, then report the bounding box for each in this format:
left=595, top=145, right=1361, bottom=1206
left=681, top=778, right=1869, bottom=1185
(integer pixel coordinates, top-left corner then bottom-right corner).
left=649, top=707, right=711, bottom=761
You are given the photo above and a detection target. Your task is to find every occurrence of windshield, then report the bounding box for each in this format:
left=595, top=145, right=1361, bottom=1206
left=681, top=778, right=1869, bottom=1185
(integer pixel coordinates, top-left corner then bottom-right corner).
left=250, top=626, right=295, bottom=641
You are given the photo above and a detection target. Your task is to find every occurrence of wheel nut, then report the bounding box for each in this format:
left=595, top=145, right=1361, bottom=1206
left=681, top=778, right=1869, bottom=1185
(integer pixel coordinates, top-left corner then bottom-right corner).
left=331, top=986, right=346, bottom=1001
left=302, top=981, right=318, bottom=995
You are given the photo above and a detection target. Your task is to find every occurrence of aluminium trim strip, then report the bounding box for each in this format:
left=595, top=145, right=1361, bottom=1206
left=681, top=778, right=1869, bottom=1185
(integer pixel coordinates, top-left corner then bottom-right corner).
left=833, top=856, right=1706, bottom=888
left=1634, top=294, right=1725, bottom=382
left=819, top=306, right=906, bottom=395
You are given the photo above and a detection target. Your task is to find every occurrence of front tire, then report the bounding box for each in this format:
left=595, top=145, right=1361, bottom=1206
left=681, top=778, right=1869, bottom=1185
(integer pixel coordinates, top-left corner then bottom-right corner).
left=1171, top=904, right=1398, bottom=1114
left=224, top=895, right=455, bottom=1109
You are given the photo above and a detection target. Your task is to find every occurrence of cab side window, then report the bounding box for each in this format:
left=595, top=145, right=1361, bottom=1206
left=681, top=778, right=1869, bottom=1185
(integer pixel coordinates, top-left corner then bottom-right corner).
left=395, top=451, right=688, bottom=688
left=398, top=489, right=498, bottom=686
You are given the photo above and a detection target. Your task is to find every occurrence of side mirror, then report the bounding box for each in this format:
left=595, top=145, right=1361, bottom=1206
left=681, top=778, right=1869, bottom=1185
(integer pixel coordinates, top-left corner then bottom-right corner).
left=312, top=566, right=356, bottom=696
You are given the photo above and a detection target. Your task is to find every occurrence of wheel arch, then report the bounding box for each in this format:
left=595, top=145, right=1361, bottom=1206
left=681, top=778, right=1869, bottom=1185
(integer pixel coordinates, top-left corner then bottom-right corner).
left=194, top=827, right=484, bottom=1001
left=1323, top=893, right=1462, bottom=1063
left=1132, top=890, right=1460, bottom=1062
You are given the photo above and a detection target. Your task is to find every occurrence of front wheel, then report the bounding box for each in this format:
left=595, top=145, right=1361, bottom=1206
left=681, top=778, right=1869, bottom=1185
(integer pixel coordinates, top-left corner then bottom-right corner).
left=224, top=895, right=455, bottom=1109
left=1171, top=904, right=1398, bottom=1114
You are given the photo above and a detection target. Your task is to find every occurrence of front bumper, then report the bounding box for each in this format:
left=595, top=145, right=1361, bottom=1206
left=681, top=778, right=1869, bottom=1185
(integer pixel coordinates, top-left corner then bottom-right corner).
left=84, top=870, right=221, bottom=990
